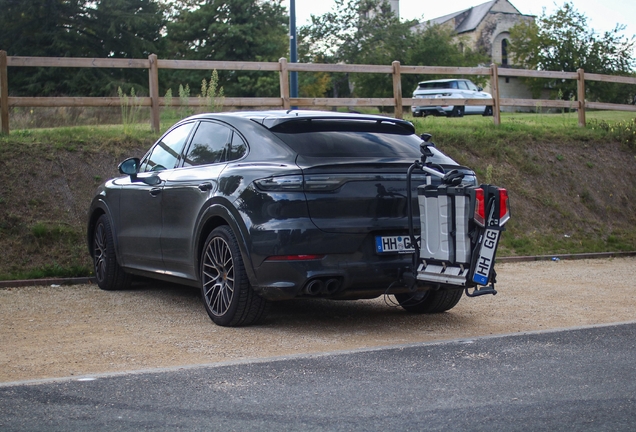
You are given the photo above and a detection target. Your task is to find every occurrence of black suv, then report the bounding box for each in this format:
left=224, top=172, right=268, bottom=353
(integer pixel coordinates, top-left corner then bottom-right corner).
left=88, top=111, right=476, bottom=326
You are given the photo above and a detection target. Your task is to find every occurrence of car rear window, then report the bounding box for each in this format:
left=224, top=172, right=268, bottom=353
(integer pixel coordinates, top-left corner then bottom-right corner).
left=271, top=120, right=456, bottom=164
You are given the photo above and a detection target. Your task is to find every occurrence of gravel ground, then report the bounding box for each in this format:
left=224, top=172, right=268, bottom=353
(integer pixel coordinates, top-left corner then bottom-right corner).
left=1, top=257, right=635, bottom=383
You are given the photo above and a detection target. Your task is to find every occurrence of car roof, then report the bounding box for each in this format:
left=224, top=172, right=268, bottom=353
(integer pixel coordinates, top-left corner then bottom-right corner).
left=417, top=78, right=468, bottom=85
left=180, top=110, right=416, bottom=134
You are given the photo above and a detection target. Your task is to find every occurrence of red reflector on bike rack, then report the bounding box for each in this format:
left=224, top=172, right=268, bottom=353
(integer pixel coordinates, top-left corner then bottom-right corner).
left=474, top=187, right=485, bottom=227
left=499, top=188, right=510, bottom=225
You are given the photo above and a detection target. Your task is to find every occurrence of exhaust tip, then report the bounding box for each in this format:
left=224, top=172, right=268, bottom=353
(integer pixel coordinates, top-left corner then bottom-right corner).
left=324, top=278, right=341, bottom=295
left=304, top=279, right=324, bottom=296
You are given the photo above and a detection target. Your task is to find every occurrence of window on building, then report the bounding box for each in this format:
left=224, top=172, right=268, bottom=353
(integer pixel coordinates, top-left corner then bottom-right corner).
left=502, top=39, right=509, bottom=66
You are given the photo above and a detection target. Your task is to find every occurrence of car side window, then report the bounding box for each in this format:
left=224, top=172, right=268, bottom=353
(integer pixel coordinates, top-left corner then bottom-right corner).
left=182, top=122, right=247, bottom=166
left=466, top=81, right=479, bottom=91
left=227, top=132, right=247, bottom=161
left=141, top=123, right=195, bottom=172
left=183, top=121, right=232, bottom=167
left=457, top=81, right=469, bottom=90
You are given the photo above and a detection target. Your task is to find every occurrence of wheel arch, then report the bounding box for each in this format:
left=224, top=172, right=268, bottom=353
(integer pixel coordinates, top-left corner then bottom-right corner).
left=194, top=203, right=258, bottom=286
left=87, top=200, right=114, bottom=259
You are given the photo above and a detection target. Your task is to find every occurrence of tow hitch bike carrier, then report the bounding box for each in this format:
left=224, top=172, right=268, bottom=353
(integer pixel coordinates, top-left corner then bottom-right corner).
left=405, top=135, right=511, bottom=298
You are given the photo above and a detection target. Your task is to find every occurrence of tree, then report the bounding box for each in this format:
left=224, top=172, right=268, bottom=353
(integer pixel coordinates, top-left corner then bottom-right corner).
left=164, top=0, right=288, bottom=97
left=300, top=0, right=487, bottom=101
left=0, top=0, right=167, bottom=96
left=509, top=2, right=636, bottom=103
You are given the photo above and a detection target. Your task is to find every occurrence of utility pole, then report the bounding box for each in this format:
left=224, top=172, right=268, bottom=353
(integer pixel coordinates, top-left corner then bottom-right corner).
left=289, top=0, right=298, bottom=106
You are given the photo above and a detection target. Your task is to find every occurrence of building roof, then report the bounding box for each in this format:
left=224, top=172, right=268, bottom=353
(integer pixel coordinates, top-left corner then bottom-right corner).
left=417, top=0, right=526, bottom=34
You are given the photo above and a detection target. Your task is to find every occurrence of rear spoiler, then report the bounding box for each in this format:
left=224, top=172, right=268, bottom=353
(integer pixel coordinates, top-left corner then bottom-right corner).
left=254, top=112, right=415, bottom=134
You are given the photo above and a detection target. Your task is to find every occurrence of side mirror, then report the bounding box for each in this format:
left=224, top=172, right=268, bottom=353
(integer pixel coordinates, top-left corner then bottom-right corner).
left=478, top=86, right=483, bottom=92
left=118, top=157, right=140, bottom=177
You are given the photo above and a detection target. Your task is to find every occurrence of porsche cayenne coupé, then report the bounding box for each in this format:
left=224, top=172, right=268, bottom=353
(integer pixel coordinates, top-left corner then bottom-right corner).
left=88, top=111, right=477, bottom=326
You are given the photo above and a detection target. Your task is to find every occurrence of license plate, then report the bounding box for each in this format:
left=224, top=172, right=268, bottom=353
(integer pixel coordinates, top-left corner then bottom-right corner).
left=376, top=235, right=415, bottom=254
left=472, top=228, right=500, bottom=285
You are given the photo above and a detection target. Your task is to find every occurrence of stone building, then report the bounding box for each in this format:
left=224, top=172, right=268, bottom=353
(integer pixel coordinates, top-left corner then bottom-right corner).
left=412, top=0, right=536, bottom=110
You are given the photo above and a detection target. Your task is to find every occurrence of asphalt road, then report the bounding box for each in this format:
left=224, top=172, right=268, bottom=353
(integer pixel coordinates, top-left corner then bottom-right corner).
left=1, top=322, right=635, bottom=431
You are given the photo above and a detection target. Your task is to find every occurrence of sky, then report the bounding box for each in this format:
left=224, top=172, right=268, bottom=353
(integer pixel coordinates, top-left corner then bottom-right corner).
left=288, top=0, right=636, bottom=38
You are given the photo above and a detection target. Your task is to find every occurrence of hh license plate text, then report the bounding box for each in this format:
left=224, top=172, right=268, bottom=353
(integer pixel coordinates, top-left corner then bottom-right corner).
left=376, top=236, right=416, bottom=254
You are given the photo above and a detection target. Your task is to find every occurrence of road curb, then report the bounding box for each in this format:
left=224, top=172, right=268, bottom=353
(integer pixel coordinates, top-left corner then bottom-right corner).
left=1, top=251, right=635, bottom=288
left=0, top=277, right=96, bottom=289
left=497, top=251, right=636, bottom=263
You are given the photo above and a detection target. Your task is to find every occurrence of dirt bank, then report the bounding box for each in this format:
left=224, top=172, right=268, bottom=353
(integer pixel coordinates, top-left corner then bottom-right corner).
left=1, top=257, right=635, bottom=383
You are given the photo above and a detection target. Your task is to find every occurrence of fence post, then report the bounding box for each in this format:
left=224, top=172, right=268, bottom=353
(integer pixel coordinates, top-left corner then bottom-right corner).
left=577, top=68, right=586, bottom=127
left=279, top=58, right=290, bottom=110
left=392, top=61, right=403, bottom=119
left=148, top=54, right=160, bottom=133
left=490, top=63, right=501, bottom=126
left=0, top=51, right=9, bottom=135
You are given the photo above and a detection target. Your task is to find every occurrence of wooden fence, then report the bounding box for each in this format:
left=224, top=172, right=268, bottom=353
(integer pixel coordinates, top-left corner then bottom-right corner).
left=1, top=50, right=636, bottom=134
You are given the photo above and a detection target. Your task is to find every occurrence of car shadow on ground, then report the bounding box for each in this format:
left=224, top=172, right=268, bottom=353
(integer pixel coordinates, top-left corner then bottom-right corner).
left=124, top=277, right=476, bottom=333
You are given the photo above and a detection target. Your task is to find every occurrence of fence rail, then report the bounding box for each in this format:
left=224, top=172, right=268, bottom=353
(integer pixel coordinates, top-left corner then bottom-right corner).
left=1, top=50, right=636, bottom=135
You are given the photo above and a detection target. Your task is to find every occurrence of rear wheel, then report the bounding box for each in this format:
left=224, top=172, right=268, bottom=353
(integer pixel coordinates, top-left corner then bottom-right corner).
left=200, top=226, right=269, bottom=327
left=93, top=214, right=131, bottom=291
left=394, top=288, right=463, bottom=314
left=450, top=106, right=465, bottom=117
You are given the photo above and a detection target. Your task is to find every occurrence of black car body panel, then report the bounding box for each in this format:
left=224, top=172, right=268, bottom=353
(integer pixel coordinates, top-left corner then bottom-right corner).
left=88, top=110, right=477, bottom=303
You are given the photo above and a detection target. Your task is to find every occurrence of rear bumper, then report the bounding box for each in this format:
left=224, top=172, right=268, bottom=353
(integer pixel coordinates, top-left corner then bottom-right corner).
left=252, top=248, right=414, bottom=301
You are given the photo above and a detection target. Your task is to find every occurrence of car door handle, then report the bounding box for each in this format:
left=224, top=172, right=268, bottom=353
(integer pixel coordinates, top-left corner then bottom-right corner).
left=198, top=182, right=213, bottom=192
left=149, top=187, right=162, bottom=196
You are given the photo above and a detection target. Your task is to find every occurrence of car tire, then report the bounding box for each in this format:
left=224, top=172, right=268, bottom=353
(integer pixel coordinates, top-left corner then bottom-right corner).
left=93, top=214, right=132, bottom=291
left=200, top=226, right=269, bottom=327
left=394, top=288, right=463, bottom=313
left=483, top=106, right=493, bottom=116
left=413, top=111, right=423, bottom=118
left=450, top=106, right=465, bottom=117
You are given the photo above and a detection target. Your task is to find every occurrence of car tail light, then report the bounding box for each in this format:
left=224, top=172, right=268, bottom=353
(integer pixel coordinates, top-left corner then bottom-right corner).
left=254, top=175, right=303, bottom=191
left=255, top=174, right=350, bottom=192
left=474, top=187, right=485, bottom=227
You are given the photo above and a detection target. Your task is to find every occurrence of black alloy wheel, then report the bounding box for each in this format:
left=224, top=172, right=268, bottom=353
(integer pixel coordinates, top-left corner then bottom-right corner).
left=200, top=226, right=269, bottom=327
left=93, top=214, right=131, bottom=291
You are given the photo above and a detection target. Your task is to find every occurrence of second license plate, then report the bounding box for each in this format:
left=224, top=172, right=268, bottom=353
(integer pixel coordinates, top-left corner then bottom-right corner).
left=472, top=228, right=500, bottom=285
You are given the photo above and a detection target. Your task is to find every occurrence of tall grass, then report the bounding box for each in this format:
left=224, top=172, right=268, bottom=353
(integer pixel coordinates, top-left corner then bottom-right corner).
left=199, top=70, right=225, bottom=113
left=117, top=87, right=143, bottom=135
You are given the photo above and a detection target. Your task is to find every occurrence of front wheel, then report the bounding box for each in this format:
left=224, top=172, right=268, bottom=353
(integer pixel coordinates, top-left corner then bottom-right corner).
left=394, top=288, right=463, bottom=314
left=93, top=214, right=131, bottom=291
left=483, top=106, right=494, bottom=116
left=200, top=226, right=269, bottom=327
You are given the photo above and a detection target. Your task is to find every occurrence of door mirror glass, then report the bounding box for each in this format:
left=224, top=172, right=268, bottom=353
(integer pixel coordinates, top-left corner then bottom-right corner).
left=119, top=157, right=140, bottom=176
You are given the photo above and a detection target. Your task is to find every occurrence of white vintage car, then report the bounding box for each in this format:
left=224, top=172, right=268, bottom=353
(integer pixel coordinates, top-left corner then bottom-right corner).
left=411, top=79, right=493, bottom=117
